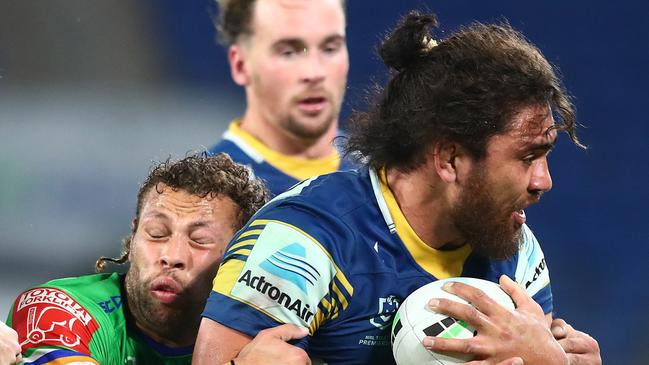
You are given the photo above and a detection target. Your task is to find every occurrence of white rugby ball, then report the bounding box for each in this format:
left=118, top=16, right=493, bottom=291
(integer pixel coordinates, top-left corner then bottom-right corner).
left=391, top=277, right=515, bottom=365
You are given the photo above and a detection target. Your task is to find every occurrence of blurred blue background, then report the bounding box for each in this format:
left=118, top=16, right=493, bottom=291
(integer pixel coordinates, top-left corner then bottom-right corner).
left=0, top=1, right=647, bottom=363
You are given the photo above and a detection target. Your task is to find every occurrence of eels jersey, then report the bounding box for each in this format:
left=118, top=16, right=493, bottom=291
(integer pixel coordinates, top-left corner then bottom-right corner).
left=7, top=273, right=192, bottom=365
left=203, top=168, right=553, bottom=365
left=208, top=121, right=357, bottom=196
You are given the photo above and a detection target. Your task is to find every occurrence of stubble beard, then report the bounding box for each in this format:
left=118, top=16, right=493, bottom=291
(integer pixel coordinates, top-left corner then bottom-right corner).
left=283, top=106, right=336, bottom=141
left=451, top=169, right=523, bottom=260
left=124, top=265, right=200, bottom=343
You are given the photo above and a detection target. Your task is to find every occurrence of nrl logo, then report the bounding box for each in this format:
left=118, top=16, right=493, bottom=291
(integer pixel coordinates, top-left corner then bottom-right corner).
left=369, top=295, right=401, bottom=329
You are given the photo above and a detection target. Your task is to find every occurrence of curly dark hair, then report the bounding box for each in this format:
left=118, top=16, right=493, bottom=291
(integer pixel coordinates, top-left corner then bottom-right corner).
left=214, top=0, right=346, bottom=46
left=345, top=11, right=584, bottom=172
left=96, top=153, right=269, bottom=271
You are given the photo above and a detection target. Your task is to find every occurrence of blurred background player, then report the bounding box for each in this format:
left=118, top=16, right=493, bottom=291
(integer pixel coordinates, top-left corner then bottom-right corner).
left=6, top=154, right=308, bottom=364
left=193, top=12, right=600, bottom=365
left=208, top=0, right=356, bottom=196
left=0, top=322, right=20, bottom=365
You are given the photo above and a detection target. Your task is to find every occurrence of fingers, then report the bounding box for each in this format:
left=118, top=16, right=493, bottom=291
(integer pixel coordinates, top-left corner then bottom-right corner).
left=498, top=275, right=528, bottom=308
left=439, top=281, right=504, bottom=317
left=495, top=357, right=524, bottom=365
left=550, top=318, right=569, bottom=339
left=258, top=324, right=309, bottom=342
left=552, top=319, right=601, bottom=365
left=422, top=336, right=488, bottom=358
left=557, top=330, right=598, bottom=355
left=428, top=296, right=489, bottom=331
left=498, top=276, right=546, bottom=319
left=465, top=357, right=524, bottom=365
left=237, top=325, right=311, bottom=365
left=0, top=323, right=21, bottom=364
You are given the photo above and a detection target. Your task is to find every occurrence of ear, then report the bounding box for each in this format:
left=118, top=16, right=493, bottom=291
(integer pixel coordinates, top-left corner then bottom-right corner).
left=431, top=142, right=462, bottom=183
left=130, top=218, right=138, bottom=233
left=228, top=44, right=250, bottom=86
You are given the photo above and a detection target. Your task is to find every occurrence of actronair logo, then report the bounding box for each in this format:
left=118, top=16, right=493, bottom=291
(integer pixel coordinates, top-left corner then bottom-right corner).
left=237, top=269, right=315, bottom=322
left=228, top=221, right=339, bottom=327
left=260, top=243, right=320, bottom=294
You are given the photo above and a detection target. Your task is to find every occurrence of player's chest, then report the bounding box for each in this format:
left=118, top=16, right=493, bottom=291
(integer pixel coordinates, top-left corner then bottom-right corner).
left=307, top=272, right=431, bottom=365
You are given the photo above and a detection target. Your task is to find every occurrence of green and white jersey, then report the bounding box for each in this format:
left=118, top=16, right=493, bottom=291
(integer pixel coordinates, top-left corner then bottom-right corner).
left=6, top=273, right=192, bottom=365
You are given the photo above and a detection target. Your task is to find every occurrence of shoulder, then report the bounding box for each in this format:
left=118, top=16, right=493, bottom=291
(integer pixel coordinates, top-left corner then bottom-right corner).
left=513, top=224, right=553, bottom=312
left=208, top=139, right=256, bottom=164
left=270, top=169, right=374, bottom=216
left=8, top=273, right=123, bottom=359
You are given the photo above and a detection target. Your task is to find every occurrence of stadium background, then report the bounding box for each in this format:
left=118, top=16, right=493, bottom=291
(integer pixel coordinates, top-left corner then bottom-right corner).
left=0, top=1, right=646, bottom=363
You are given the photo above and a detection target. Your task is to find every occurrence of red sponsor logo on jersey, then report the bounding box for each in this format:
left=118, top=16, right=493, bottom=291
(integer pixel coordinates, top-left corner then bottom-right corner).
left=12, top=287, right=99, bottom=354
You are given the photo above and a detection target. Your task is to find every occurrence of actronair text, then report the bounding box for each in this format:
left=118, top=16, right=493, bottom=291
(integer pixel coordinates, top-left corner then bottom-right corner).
left=238, top=270, right=315, bottom=323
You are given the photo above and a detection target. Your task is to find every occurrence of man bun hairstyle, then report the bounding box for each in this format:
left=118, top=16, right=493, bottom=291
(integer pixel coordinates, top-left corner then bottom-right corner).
left=346, top=11, right=583, bottom=172
left=378, top=12, right=439, bottom=72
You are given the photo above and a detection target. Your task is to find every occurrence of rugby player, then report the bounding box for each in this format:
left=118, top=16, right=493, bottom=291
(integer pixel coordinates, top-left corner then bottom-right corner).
left=193, top=12, right=601, bottom=365
left=6, top=154, right=307, bottom=364
left=208, top=0, right=355, bottom=196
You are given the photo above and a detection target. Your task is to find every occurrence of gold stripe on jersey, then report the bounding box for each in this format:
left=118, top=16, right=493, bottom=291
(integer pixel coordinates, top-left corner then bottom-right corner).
left=228, top=239, right=256, bottom=254
left=238, top=229, right=264, bottom=239
left=212, top=257, right=246, bottom=293
left=310, top=306, right=328, bottom=334
left=330, top=280, right=350, bottom=310
left=378, top=169, right=472, bottom=279
left=227, top=121, right=341, bottom=180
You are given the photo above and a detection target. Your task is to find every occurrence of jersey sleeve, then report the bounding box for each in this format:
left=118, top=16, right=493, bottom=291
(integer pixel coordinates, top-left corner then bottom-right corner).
left=7, top=287, right=100, bottom=364
left=203, top=204, right=355, bottom=338
left=514, top=225, right=553, bottom=314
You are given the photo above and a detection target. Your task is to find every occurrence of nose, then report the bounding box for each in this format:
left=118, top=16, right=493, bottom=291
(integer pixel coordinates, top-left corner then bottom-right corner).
left=159, top=235, right=189, bottom=270
left=529, top=158, right=553, bottom=196
left=299, top=50, right=326, bottom=84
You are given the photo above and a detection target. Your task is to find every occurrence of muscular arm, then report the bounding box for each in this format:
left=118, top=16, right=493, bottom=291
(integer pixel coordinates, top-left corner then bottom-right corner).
left=193, top=318, right=252, bottom=365
left=193, top=318, right=311, bottom=365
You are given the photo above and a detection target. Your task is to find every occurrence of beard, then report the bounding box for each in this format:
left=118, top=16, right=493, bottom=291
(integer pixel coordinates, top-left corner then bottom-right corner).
left=450, top=168, right=523, bottom=260
left=283, top=107, right=336, bottom=141
left=124, top=265, right=203, bottom=343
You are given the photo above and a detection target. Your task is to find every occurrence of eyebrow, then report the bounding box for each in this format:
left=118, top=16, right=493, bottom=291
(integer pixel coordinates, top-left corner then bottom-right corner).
left=526, top=141, right=555, bottom=153
left=189, top=221, right=213, bottom=229
left=521, top=133, right=557, bottom=155
left=272, top=34, right=345, bottom=49
left=321, top=34, right=346, bottom=44
left=142, top=211, right=169, bottom=221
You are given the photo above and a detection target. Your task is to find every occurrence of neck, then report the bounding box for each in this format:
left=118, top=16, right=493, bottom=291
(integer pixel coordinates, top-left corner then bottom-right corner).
left=238, top=110, right=337, bottom=159
left=385, top=167, right=466, bottom=250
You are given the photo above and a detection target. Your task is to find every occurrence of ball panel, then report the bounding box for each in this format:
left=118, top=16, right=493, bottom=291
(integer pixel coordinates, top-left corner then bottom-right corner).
left=393, top=327, right=444, bottom=365
left=391, top=277, right=515, bottom=365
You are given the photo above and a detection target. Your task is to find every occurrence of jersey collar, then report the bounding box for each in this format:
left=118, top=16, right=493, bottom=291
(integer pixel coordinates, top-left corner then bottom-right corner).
left=369, top=167, right=472, bottom=279
left=223, top=120, right=341, bottom=180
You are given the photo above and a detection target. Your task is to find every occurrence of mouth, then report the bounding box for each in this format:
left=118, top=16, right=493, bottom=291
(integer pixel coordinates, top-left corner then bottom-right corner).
left=297, top=96, right=328, bottom=115
left=150, top=277, right=182, bottom=304
left=511, top=209, right=526, bottom=226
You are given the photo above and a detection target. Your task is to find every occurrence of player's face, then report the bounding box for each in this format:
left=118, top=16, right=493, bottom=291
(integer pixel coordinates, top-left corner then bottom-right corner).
left=125, top=185, right=239, bottom=345
left=233, top=0, right=348, bottom=140
left=451, top=104, right=556, bottom=259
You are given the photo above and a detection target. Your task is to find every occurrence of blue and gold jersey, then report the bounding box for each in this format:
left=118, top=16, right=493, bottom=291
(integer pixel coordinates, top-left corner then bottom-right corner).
left=208, top=121, right=357, bottom=196
left=203, top=168, right=553, bottom=365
